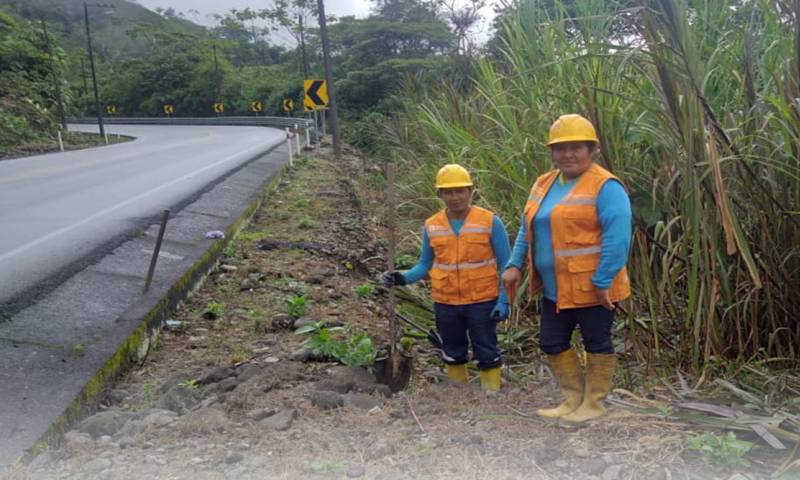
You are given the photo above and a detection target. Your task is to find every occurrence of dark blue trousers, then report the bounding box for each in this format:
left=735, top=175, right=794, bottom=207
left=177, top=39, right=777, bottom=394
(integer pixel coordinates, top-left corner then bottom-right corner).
left=434, top=300, right=502, bottom=370
left=539, top=298, right=615, bottom=355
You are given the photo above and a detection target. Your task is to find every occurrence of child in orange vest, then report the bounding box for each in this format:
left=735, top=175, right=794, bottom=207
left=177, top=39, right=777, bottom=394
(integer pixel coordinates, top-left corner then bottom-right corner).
left=384, top=164, right=511, bottom=390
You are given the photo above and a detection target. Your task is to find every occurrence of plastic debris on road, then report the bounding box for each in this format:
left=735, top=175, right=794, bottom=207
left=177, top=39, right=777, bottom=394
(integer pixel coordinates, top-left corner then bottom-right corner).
left=205, top=230, right=225, bottom=239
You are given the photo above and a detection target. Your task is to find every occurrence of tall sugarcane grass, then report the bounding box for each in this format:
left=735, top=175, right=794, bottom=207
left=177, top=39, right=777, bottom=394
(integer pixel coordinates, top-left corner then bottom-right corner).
left=384, top=0, right=800, bottom=376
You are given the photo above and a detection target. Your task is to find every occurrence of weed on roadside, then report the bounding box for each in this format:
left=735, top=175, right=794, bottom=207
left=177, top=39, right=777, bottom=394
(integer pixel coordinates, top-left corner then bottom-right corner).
left=354, top=283, right=374, bottom=298
left=687, top=432, right=755, bottom=468
left=285, top=294, right=308, bottom=318
left=248, top=308, right=265, bottom=332
left=204, top=301, right=224, bottom=319
left=298, top=217, right=315, bottom=229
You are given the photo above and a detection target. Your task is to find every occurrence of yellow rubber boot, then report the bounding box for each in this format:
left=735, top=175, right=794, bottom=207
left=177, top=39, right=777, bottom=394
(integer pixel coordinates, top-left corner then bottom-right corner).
left=445, top=363, right=469, bottom=384
left=536, top=348, right=584, bottom=418
left=562, top=353, right=616, bottom=423
left=479, top=367, right=501, bottom=391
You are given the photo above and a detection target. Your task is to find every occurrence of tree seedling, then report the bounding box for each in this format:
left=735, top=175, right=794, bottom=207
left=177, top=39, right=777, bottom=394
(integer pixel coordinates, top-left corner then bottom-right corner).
left=354, top=283, right=374, bottom=298
left=204, top=301, right=224, bottom=320
left=285, top=294, right=308, bottom=318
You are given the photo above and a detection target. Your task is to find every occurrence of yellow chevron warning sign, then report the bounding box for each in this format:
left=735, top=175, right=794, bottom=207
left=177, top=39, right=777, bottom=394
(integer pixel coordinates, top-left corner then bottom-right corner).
left=303, top=79, right=328, bottom=111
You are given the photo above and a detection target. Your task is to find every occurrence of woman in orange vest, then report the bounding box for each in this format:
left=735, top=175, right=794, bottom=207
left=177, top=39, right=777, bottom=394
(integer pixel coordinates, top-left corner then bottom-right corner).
left=383, top=164, right=511, bottom=390
left=502, top=114, right=632, bottom=422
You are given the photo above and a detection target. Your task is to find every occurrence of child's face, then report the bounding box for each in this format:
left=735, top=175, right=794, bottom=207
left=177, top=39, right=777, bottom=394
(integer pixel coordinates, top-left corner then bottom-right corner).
left=439, top=187, right=473, bottom=215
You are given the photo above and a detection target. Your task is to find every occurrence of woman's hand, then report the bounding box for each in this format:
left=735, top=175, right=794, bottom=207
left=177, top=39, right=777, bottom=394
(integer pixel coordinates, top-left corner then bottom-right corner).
left=595, top=287, right=614, bottom=310
left=502, top=267, right=522, bottom=296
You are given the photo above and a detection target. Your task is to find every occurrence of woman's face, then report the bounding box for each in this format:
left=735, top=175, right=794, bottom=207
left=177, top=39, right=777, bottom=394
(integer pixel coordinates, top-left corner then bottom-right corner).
left=439, top=187, right=473, bottom=215
left=550, top=141, right=594, bottom=179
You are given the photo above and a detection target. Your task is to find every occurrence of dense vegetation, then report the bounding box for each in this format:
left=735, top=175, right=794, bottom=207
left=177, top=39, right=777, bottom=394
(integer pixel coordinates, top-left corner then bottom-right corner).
left=388, top=0, right=800, bottom=383
left=0, top=0, right=467, bottom=152
left=2, top=0, right=797, bottom=388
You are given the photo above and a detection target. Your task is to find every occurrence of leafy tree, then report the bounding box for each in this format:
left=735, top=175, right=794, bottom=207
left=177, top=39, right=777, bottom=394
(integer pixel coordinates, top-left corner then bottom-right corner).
left=256, top=0, right=320, bottom=77
left=327, top=6, right=455, bottom=115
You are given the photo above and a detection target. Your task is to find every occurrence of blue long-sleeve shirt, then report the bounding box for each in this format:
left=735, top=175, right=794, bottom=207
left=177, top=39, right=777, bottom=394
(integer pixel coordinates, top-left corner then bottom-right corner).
left=507, top=177, right=631, bottom=302
left=403, top=213, right=511, bottom=305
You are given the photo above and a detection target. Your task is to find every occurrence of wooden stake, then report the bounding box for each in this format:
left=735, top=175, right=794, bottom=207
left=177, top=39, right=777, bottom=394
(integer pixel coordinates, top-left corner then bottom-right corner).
left=386, top=163, right=399, bottom=377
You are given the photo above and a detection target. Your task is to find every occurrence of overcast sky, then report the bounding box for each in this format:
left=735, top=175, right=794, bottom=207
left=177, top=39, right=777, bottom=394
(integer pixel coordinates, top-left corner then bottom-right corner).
left=134, top=0, right=372, bottom=25
left=131, top=0, right=496, bottom=45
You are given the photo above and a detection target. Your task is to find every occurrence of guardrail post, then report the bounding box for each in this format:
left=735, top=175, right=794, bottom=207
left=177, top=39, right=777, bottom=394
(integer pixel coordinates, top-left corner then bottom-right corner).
left=57, top=130, right=64, bottom=151
left=305, top=124, right=311, bottom=150
left=285, top=128, right=293, bottom=167
left=293, top=124, right=301, bottom=153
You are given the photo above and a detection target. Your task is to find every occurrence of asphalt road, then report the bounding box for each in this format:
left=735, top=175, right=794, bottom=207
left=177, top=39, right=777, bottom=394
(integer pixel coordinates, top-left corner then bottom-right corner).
left=0, top=124, right=285, bottom=311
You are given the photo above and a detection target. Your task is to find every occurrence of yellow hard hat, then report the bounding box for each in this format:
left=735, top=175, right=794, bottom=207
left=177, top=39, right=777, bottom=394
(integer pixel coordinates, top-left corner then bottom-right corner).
left=435, top=164, right=473, bottom=189
left=547, top=114, right=599, bottom=146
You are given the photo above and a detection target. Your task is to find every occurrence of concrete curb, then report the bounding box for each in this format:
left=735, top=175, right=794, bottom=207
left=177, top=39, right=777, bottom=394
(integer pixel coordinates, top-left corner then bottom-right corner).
left=21, top=150, right=291, bottom=463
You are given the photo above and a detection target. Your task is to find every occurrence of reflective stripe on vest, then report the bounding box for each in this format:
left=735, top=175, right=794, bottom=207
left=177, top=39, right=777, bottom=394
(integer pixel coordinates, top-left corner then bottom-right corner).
left=432, top=258, right=497, bottom=271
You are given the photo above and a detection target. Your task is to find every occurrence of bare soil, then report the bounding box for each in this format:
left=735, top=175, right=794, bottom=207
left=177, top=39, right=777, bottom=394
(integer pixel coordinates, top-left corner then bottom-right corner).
left=4, top=144, right=795, bottom=480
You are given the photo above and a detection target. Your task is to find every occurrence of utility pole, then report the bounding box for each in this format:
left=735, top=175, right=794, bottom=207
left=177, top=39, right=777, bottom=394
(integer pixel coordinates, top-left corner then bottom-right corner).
left=213, top=43, right=221, bottom=100
left=298, top=13, right=309, bottom=79
left=315, top=0, right=341, bottom=158
left=80, top=56, right=88, bottom=96
left=83, top=1, right=105, bottom=138
left=40, top=18, right=66, bottom=130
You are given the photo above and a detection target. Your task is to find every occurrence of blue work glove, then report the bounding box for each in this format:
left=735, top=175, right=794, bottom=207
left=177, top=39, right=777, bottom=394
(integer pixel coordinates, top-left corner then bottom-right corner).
left=382, top=271, right=406, bottom=287
left=490, top=301, right=509, bottom=322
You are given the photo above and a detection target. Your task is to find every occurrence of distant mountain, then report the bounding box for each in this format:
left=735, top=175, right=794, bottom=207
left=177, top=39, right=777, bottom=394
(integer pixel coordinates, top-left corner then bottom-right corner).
left=0, top=0, right=207, bottom=59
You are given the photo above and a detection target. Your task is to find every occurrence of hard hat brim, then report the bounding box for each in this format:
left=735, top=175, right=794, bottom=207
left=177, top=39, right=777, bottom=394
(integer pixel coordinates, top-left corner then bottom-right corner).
left=547, top=135, right=600, bottom=146
left=436, top=181, right=474, bottom=189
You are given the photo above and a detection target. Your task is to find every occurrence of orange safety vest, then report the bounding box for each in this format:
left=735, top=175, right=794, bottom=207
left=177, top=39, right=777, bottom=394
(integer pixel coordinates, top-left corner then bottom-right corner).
left=425, top=206, right=500, bottom=305
left=523, top=163, right=631, bottom=309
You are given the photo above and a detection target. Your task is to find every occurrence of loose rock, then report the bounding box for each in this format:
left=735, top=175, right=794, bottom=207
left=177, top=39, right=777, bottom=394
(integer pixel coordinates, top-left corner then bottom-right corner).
left=311, top=390, right=344, bottom=410
left=78, top=410, right=134, bottom=438
left=293, top=316, right=317, bottom=329
left=260, top=409, right=296, bottom=431
left=217, top=376, right=241, bottom=392
left=155, top=385, right=202, bottom=414
left=197, top=366, right=235, bottom=385
left=271, top=314, right=295, bottom=330
left=290, top=347, right=314, bottom=362
left=344, top=393, right=381, bottom=411
left=364, top=440, right=395, bottom=461
left=246, top=408, right=277, bottom=421
left=175, top=408, right=229, bottom=435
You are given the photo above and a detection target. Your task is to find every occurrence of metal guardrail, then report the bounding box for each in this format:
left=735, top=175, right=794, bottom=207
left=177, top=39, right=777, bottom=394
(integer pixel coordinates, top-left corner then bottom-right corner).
left=67, top=116, right=315, bottom=129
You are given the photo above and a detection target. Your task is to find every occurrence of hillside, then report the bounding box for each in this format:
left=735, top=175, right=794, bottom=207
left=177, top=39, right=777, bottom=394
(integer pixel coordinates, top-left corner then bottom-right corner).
left=0, top=0, right=205, bottom=59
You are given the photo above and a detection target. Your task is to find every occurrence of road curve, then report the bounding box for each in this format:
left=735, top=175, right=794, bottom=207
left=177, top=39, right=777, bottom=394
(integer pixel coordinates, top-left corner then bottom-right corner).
left=0, top=124, right=285, bottom=309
